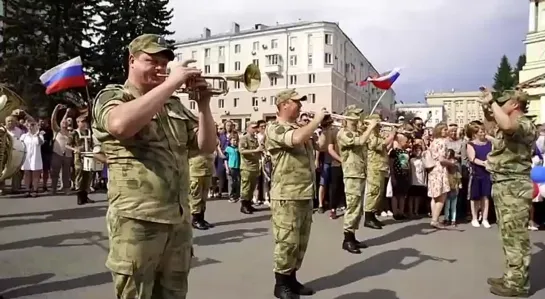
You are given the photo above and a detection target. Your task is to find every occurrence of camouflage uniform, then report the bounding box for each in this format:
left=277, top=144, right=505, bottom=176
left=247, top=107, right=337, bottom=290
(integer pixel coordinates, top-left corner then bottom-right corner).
left=68, top=128, right=93, bottom=205
left=364, top=114, right=389, bottom=229
left=93, top=34, right=195, bottom=299
left=337, top=105, right=368, bottom=254
left=265, top=89, right=316, bottom=298
left=188, top=153, right=215, bottom=230
left=238, top=121, right=261, bottom=214
left=485, top=90, right=537, bottom=297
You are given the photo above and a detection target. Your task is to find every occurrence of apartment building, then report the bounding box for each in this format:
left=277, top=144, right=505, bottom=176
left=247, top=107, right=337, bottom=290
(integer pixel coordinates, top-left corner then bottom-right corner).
left=394, top=103, right=446, bottom=127
left=425, top=90, right=484, bottom=126
left=173, top=21, right=395, bottom=129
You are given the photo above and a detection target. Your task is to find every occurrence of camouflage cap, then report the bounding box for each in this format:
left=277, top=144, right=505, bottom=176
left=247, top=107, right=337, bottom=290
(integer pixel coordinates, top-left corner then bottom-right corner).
left=275, top=88, right=307, bottom=105
left=128, top=34, right=174, bottom=61
left=367, top=113, right=381, bottom=120
left=496, top=90, right=531, bottom=104
left=342, top=105, right=364, bottom=120
left=247, top=120, right=258, bottom=127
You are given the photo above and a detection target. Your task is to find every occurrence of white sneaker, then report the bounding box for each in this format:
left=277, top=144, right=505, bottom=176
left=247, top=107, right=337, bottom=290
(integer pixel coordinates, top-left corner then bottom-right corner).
left=263, top=200, right=271, bottom=207
left=380, top=211, right=388, bottom=217
left=482, top=220, right=491, bottom=228
left=471, top=219, right=480, bottom=227
left=387, top=210, right=394, bottom=217
left=528, top=225, right=539, bottom=231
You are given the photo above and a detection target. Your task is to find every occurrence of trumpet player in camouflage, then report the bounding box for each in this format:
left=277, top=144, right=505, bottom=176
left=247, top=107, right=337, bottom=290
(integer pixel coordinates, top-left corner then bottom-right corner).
left=336, top=105, right=379, bottom=254
left=264, top=88, right=327, bottom=299
left=479, top=88, right=537, bottom=298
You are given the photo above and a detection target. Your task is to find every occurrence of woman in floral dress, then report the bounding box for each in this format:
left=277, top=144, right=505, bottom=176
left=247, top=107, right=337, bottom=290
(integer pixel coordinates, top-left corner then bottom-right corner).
left=427, top=123, right=452, bottom=228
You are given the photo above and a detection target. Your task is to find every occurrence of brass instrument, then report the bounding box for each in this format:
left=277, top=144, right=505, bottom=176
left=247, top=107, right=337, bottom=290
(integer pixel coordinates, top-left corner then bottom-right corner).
left=0, top=84, right=28, bottom=182
left=160, top=63, right=261, bottom=96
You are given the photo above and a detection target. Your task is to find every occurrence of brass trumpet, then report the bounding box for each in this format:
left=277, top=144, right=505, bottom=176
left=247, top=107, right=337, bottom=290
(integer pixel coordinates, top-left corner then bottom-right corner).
left=159, top=63, right=261, bottom=96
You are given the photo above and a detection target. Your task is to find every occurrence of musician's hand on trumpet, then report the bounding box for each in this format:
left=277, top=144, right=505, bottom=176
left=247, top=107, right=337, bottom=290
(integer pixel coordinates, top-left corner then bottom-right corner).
left=164, top=59, right=202, bottom=90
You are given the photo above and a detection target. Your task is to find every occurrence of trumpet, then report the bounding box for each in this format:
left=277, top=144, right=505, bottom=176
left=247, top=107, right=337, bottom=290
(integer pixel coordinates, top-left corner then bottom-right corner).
left=362, top=120, right=403, bottom=127
left=158, top=63, right=261, bottom=97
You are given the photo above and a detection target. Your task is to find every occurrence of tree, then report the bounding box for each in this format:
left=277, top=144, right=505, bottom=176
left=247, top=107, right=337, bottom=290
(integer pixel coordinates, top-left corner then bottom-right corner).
left=0, top=0, right=50, bottom=114
left=513, top=54, right=527, bottom=85
left=395, top=110, right=416, bottom=123
left=492, top=55, right=515, bottom=97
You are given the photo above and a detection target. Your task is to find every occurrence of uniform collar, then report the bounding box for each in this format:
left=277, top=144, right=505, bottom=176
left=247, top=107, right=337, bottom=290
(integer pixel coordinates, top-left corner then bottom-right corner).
left=124, top=80, right=144, bottom=98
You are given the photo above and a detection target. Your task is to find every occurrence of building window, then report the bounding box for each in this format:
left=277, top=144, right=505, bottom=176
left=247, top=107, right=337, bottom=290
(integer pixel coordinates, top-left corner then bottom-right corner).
left=204, top=48, right=210, bottom=57
left=233, top=98, right=239, bottom=107
left=218, top=46, right=225, bottom=57
left=218, top=98, right=224, bottom=108
left=270, top=77, right=277, bottom=86
left=289, top=55, right=297, bottom=66
left=234, top=44, right=241, bottom=53
left=204, top=65, right=210, bottom=73
left=324, top=53, right=332, bottom=64
left=270, top=96, right=276, bottom=105
left=191, top=51, right=197, bottom=59
left=252, top=41, right=259, bottom=51
left=218, top=63, right=225, bottom=73
left=289, top=36, right=297, bottom=47
left=189, top=101, right=196, bottom=110
left=252, top=97, right=259, bottom=107
left=219, top=81, right=227, bottom=91
left=266, top=54, right=278, bottom=65
left=308, top=93, right=316, bottom=103
left=271, top=39, right=278, bottom=49
left=308, top=54, right=313, bottom=66
left=252, top=59, right=259, bottom=66
left=234, top=81, right=241, bottom=89
left=308, top=73, right=315, bottom=83
left=325, top=33, right=332, bottom=45
left=289, top=75, right=297, bottom=85
left=234, top=61, right=240, bottom=71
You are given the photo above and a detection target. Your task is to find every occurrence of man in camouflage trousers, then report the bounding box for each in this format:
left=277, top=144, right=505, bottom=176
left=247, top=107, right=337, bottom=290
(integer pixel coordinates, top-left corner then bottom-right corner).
left=189, top=152, right=215, bottom=230
left=238, top=120, right=262, bottom=214
left=265, top=89, right=327, bottom=299
left=92, top=34, right=216, bottom=299
left=68, top=114, right=95, bottom=205
left=364, top=114, right=395, bottom=229
left=480, top=88, right=537, bottom=298
left=337, top=105, right=378, bottom=254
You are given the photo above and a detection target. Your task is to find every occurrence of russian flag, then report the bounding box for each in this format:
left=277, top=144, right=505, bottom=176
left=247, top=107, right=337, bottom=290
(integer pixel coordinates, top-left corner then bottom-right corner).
left=39, top=56, right=87, bottom=95
left=358, top=68, right=401, bottom=90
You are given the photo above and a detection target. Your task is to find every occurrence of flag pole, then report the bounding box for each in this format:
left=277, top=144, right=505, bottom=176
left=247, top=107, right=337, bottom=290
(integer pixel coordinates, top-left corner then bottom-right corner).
left=370, top=89, right=388, bottom=115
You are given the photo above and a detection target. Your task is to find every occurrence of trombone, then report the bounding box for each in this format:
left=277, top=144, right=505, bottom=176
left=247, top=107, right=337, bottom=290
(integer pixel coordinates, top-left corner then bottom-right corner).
left=158, top=63, right=261, bottom=97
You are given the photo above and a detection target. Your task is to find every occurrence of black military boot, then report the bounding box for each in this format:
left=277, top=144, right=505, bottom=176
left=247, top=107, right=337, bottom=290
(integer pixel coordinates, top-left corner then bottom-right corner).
left=342, top=231, right=361, bottom=254
left=371, top=212, right=384, bottom=227
left=363, top=212, right=382, bottom=229
left=201, top=212, right=214, bottom=229
left=290, top=270, right=315, bottom=296
left=353, top=235, right=369, bottom=249
left=76, top=191, right=85, bottom=205
left=240, top=200, right=253, bottom=214
left=274, top=272, right=297, bottom=299
left=192, top=214, right=208, bottom=230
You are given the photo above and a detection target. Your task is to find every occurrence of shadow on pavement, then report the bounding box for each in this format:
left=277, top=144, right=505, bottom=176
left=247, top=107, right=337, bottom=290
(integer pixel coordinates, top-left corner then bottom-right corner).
left=0, top=206, right=107, bottom=228
left=212, top=214, right=271, bottom=227
left=333, top=288, right=400, bottom=299
left=306, top=248, right=456, bottom=292
left=0, top=273, right=55, bottom=292
left=193, top=227, right=268, bottom=246
left=0, top=271, right=111, bottom=298
left=0, top=231, right=108, bottom=252
left=191, top=257, right=221, bottom=268
left=530, top=242, right=545, bottom=295
left=364, top=222, right=440, bottom=247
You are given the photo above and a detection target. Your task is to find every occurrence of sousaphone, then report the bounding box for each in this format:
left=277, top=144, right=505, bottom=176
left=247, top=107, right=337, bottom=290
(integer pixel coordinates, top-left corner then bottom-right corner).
left=0, top=84, right=27, bottom=181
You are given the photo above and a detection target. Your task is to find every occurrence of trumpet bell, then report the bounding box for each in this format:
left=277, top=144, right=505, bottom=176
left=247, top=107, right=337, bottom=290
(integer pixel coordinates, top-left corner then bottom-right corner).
left=243, top=63, right=261, bottom=93
left=0, top=84, right=26, bottom=122
left=0, top=84, right=27, bottom=182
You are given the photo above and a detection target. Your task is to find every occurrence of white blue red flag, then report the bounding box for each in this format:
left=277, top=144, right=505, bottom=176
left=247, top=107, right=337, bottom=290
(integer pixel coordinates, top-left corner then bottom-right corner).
left=39, top=57, right=87, bottom=95
left=358, top=68, right=401, bottom=90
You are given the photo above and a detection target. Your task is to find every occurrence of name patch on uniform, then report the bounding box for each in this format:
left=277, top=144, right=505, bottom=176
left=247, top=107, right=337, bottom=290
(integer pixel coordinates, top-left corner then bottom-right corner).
left=275, top=126, right=286, bottom=134
left=345, top=132, right=354, bottom=138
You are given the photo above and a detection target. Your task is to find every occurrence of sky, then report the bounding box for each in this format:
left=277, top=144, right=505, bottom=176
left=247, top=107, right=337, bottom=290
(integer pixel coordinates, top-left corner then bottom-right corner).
left=167, top=0, right=529, bottom=103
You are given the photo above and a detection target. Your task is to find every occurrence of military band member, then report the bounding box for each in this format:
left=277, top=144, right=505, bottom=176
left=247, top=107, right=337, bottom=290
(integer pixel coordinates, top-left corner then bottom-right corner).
left=479, top=89, right=537, bottom=298
left=189, top=152, right=215, bottom=230
left=265, top=89, right=327, bottom=299
left=92, top=34, right=216, bottom=299
left=364, top=114, right=395, bottom=229
left=238, top=120, right=262, bottom=214
left=67, top=114, right=94, bottom=205
left=337, top=105, right=378, bottom=254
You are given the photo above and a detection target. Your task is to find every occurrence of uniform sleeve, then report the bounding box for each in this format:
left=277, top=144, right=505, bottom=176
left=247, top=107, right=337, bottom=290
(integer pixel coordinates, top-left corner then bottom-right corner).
left=180, top=103, right=199, bottom=150
left=265, top=123, right=295, bottom=150
left=367, top=134, right=384, bottom=151
left=337, top=130, right=364, bottom=148
left=510, top=117, right=537, bottom=145
left=92, top=89, right=125, bottom=134
left=239, top=135, right=249, bottom=151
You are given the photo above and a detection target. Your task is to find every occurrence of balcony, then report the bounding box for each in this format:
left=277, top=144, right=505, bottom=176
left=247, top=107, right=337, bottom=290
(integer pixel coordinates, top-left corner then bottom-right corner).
left=264, top=64, right=281, bottom=74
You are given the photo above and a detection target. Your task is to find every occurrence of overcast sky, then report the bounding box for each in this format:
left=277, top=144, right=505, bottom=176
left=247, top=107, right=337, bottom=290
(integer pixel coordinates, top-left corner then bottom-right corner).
left=168, top=0, right=528, bottom=102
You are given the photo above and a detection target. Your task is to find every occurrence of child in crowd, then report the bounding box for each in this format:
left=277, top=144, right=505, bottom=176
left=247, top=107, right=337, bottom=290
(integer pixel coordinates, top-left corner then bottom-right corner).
left=444, top=149, right=462, bottom=226
left=389, top=133, right=412, bottom=220
left=408, top=143, right=427, bottom=218
left=224, top=136, right=241, bottom=203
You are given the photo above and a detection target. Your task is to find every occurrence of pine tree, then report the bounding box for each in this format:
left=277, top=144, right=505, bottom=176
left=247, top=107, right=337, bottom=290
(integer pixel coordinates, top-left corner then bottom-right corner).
left=492, top=55, right=515, bottom=97
left=0, top=0, right=50, bottom=112
left=513, top=54, right=527, bottom=84
left=141, top=0, right=175, bottom=43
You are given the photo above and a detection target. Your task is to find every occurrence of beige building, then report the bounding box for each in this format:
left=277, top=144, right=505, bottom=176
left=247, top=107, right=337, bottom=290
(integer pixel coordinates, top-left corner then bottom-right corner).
left=519, top=0, right=545, bottom=122
left=425, top=91, right=484, bottom=126
left=173, top=21, right=395, bottom=129
left=395, top=103, right=446, bottom=127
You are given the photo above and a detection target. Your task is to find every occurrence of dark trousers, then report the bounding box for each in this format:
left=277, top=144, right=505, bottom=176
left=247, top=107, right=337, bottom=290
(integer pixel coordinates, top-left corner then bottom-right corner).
left=329, top=166, right=345, bottom=210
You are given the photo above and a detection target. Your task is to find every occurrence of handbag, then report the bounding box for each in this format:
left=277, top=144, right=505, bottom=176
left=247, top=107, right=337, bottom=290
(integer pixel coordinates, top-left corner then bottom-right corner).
left=422, top=150, right=435, bottom=170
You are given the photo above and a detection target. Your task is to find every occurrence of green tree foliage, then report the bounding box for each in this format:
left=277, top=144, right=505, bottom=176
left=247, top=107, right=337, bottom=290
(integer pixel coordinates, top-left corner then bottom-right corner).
left=513, top=54, right=527, bottom=85
left=492, top=55, right=515, bottom=97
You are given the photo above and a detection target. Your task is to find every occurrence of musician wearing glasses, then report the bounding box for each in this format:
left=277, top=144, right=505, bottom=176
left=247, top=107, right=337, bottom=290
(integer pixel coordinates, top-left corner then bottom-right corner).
left=264, top=89, right=327, bottom=299
left=92, top=34, right=216, bottom=299
left=336, top=105, right=378, bottom=254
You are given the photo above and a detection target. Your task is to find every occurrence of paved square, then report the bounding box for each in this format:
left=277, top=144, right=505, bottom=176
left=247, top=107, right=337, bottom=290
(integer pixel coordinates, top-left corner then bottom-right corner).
left=1, top=194, right=544, bottom=298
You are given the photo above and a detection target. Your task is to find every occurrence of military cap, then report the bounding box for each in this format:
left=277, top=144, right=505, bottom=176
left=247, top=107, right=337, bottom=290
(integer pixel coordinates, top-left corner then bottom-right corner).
left=496, top=90, right=531, bottom=104
left=342, top=105, right=364, bottom=120
left=367, top=113, right=381, bottom=120
left=247, top=120, right=258, bottom=127
left=128, top=34, right=175, bottom=61
left=275, top=88, right=307, bottom=105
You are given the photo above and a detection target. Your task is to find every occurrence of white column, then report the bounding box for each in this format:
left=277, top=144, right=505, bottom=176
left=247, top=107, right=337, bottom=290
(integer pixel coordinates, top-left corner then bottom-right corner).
left=530, top=0, right=537, bottom=32
left=538, top=0, right=545, bottom=31
left=540, top=96, right=545, bottom=124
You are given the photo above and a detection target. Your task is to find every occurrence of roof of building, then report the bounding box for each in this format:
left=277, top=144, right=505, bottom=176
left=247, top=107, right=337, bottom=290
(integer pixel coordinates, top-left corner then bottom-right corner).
left=425, top=90, right=481, bottom=98
left=395, top=103, right=444, bottom=108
